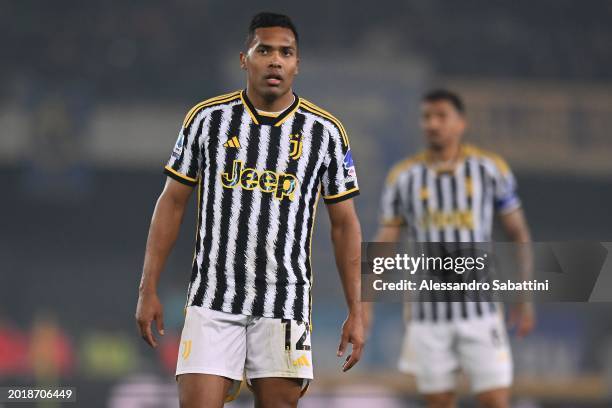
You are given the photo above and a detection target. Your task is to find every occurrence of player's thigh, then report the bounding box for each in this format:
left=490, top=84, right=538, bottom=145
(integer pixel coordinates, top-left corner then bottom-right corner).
left=251, top=377, right=303, bottom=408
left=400, top=321, right=459, bottom=394
left=245, top=317, right=313, bottom=383
left=423, top=391, right=457, bottom=408
left=457, top=314, right=512, bottom=393
left=176, top=307, right=247, bottom=403
left=177, top=373, right=233, bottom=408
left=475, top=387, right=510, bottom=408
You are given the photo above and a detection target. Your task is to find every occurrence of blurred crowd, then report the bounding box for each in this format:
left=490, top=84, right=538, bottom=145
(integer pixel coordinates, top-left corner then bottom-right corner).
left=2, top=0, right=612, bottom=104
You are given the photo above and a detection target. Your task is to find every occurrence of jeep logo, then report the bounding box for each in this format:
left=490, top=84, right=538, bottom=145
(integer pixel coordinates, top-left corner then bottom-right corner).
left=220, top=160, right=298, bottom=201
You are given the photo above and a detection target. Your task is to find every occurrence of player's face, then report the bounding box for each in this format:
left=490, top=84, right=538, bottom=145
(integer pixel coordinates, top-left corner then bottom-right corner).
left=421, top=100, right=466, bottom=149
left=240, top=27, right=299, bottom=101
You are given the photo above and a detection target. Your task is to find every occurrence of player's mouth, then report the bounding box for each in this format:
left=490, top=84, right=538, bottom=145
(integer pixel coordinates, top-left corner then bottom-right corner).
left=264, top=73, right=283, bottom=86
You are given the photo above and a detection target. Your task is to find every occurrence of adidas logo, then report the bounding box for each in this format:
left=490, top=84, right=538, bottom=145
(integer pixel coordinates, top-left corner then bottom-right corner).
left=292, top=355, right=311, bottom=367
left=223, top=136, right=240, bottom=148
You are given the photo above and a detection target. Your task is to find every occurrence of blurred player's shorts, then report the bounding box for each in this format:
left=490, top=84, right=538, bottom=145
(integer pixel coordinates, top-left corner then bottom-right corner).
left=399, top=309, right=512, bottom=394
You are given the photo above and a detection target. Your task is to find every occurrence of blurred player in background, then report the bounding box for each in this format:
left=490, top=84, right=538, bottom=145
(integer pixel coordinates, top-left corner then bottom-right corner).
left=135, top=12, right=364, bottom=408
left=366, top=90, right=535, bottom=408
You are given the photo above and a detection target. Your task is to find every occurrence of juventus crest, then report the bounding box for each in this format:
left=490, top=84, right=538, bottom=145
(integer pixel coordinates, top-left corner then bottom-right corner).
left=289, top=133, right=303, bottom=160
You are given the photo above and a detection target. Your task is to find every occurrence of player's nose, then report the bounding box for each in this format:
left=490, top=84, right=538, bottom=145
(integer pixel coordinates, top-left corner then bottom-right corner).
left=268, top=51, right=283, bottom=67
left=426, top=119, right=440, bottom=130
left=269, top=61, right=282, bottom=69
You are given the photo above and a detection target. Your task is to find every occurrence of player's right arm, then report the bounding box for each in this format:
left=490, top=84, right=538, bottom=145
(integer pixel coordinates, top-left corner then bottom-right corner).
left=136, top=178, right=193, bottom=348
left=136, top=104, right=204, bottom=348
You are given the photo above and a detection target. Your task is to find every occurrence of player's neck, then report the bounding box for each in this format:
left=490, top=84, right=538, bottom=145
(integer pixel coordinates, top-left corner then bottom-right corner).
left=427, top=143, right=463, bottom=168
left=246, top=87, right=295, bottom=113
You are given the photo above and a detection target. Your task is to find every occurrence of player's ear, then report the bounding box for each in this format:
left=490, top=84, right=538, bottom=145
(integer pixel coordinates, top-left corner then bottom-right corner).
left=239, top=52, right=247, bottom=70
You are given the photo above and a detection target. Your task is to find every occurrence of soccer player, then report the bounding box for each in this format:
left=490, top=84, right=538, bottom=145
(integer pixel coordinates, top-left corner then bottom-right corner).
left=135, top=12, right=364, bottom=408
left=367, top=90, right=535, bottom=408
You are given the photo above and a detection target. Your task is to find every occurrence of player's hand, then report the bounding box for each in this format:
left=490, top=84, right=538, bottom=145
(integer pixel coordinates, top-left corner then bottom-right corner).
left=337, top=310, right=365, bottom=372
left=509, top=302, right=535, bottom=338
left=135, top=290, right=165, bottom=348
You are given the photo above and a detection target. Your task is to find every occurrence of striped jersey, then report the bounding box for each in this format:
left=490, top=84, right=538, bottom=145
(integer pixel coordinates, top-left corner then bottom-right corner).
left=165, top=90, right=359, bottom=322
left=379, top=144, right=521, bottom=321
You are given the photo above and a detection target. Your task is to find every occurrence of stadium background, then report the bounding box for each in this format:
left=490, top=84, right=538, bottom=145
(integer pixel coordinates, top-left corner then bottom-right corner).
left=1, top=1, right=612, bottom=406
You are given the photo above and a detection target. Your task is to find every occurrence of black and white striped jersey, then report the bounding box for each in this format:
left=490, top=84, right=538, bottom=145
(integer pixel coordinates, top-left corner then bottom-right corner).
left=379, top=144, right=521, bottom=321
left=164, top=90, right=359, bottom=322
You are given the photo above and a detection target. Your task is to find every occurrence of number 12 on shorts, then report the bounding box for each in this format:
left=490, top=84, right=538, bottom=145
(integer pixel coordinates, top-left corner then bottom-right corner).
left=281, top=319, right=311, bottom=351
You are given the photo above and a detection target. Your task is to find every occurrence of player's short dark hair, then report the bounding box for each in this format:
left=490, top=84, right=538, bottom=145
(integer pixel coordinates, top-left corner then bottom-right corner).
left=245, top=12, right=299, bottom=49
left=422, top=89, right=465, bottom=114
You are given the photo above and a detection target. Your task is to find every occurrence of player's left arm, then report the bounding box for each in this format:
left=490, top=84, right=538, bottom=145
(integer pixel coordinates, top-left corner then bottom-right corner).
left=327, top=198, right=364, bottom=372
left=496, top=156, right=536, bottom=337
left=499, top=208, right=535, bottom=337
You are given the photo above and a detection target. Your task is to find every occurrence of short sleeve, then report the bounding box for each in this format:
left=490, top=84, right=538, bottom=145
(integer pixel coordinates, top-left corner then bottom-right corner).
left=379, top=175, right=406, bottom=226
left=492, top=158, right=521, bottom=214
left=163, top=109, right=205, bottom=186
left=320, top=123, right=360, bottom=204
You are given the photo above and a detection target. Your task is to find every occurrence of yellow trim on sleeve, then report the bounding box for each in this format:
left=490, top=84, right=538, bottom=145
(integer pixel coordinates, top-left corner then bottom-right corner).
left=322, top=186, right=359, bottom=200
left=274, top=99, right=302, bottom=127
left=182, top=91, right=241, bottom=128
left=164, top=165, right=198, bottom=183
left=300, top=100, right=349, bottom=146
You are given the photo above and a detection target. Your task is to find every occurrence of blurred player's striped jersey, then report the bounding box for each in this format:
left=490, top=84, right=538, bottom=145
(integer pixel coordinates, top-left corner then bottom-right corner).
left=165, top=90, right=359, bottom=322
left=380, top=144, right=521, bottom=321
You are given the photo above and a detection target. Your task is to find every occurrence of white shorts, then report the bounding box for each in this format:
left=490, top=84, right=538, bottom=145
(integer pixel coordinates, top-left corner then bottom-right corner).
left=176, top=306, right=313, bottom=401
left=399, top=311, right=512, bottom=394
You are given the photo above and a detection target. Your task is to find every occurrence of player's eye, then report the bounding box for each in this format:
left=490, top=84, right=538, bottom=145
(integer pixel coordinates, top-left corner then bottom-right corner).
left=257, top=47, right=268, bottom=55
left=283, top=48, right=294, bottom=57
